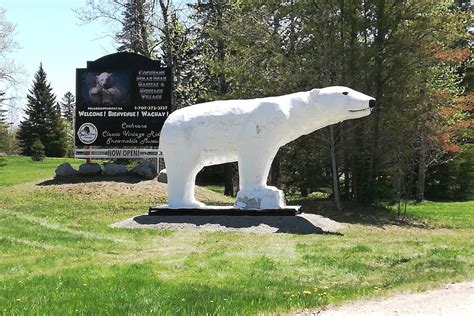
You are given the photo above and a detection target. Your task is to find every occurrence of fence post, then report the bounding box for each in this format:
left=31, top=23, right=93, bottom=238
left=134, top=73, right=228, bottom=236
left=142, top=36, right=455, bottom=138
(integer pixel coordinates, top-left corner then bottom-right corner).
left=86, top=146, right=92, bottom=164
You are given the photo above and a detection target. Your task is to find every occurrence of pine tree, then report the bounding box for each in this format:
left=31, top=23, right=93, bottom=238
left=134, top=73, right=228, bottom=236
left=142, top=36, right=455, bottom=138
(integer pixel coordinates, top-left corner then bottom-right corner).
left=115, top=0, right=154, bottom=57
left=190, top=0, right=238, bottom=197
left=31, top=139, right=45, bottom=161
left=0, top=107, right=6, bottom=165
left=0, top=102, right=8, bottom=154
left=17, top=64, right=67, bottom=157
left=60, top=91, right=75, bottom=124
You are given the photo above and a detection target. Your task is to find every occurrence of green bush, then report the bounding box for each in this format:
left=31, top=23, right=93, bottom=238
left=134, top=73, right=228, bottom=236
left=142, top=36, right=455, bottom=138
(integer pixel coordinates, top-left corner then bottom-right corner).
left=426, top=145, right=474, bottom=201
left=31, top=139, right=45, bottom=161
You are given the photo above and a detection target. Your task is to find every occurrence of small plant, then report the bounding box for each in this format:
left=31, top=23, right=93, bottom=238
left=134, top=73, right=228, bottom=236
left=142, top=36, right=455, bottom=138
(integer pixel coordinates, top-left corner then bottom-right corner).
left=31, top=139, right=45, bottom=161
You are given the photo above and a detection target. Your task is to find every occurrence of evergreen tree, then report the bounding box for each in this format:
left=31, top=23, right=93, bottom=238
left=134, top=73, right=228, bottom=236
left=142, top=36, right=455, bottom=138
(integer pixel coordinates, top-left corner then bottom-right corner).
left=0, top=102, right=8, bottom=153
left=115, top=0, right=155, bottom=57
left=60, top=91, right=75, bottom=124
left=190, top=0, right=239, bottom=196
left=0, top=114, right=5, bottom=163
left=17, top=64, right=67, bottom=157
left=31, top=139, right=45, bottom=161
left=154, top=4, right=202, bottom=109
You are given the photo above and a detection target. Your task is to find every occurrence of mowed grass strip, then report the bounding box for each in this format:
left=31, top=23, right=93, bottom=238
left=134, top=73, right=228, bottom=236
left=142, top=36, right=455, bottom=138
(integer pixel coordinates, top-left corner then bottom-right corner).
left=391, top=201, right=474, bottom=229
left=0, top=156, right=82, bottom=186
left=0, top=156, right=473, bottom=314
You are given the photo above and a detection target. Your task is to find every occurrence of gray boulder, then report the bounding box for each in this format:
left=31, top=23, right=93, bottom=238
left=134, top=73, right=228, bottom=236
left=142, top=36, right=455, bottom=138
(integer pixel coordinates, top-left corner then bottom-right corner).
left=103, top=163, right=128, bottom=176
left=78, top=163, right=102, bottom=176
left=55, top=163, right=78, bottom=177
left=157, top=168, right=167, bottom=183
left=131, top=160, right=157, bottom=179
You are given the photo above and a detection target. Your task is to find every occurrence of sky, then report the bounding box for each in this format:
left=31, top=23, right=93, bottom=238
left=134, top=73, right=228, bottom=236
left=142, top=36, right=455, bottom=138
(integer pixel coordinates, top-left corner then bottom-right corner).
left=1, top=0, right=116, bottom=122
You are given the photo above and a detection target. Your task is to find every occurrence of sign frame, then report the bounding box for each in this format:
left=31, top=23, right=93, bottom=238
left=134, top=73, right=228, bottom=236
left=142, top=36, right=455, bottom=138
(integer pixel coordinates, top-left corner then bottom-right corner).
left=74, top=52, right=172, bottom=148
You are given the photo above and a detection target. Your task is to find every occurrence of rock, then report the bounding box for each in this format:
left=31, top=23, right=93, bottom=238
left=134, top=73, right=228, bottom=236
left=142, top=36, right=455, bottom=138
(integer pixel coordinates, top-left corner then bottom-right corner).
left=157, top=169, right=167, bottom=183
left=55, top=163, right=78, bottom=177
left=103, top=163, right=128, bottom=176
left=131, top=160, right=157, bottom=179
left=78, top=163, right=102, bottom=176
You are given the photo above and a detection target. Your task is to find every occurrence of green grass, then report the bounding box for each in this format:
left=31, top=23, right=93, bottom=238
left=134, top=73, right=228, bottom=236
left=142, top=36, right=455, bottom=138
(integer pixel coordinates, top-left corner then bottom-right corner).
left=390, top=201, right=474, bottom=229
left=0, top=156, right=473, bottom=314
left=202, top=184, right=226, bottom=195
left=0, top=156, right=83, bottom=186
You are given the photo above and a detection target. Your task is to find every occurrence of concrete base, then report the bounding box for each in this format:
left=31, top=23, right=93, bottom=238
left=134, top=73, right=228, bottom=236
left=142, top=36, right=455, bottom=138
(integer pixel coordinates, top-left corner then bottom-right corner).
left=148, top=205, right=300, bottom=216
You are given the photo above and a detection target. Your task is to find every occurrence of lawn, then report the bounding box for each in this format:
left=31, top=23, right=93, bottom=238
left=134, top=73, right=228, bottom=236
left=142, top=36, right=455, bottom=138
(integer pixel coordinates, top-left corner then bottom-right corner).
left=389, top=201, right=474, bottom=229
left=0, top=156, right=473, bottom=314
left=0, top=156, right=82, bottom=186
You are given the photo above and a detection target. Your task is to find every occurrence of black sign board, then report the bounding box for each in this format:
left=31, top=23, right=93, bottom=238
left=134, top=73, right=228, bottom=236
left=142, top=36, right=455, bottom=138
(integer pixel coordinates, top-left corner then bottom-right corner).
left=75, top=52, right=172, bottom=147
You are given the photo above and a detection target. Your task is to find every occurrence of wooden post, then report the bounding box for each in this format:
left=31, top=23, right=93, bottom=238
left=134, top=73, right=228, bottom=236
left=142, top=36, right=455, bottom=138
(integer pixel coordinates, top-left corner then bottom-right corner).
left=86, top=146, right=92, bottom=164
left=330, top=125, right=343, bottom=211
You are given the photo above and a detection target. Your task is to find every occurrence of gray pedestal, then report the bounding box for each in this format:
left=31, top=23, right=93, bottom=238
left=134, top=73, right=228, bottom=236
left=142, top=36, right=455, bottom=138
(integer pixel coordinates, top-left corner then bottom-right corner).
left=148, top=205, right=300, bottom=216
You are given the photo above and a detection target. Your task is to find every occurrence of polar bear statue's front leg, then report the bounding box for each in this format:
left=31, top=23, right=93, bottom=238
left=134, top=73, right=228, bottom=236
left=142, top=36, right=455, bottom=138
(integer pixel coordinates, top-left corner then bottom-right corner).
left=234, top=140, right=286, bottom=209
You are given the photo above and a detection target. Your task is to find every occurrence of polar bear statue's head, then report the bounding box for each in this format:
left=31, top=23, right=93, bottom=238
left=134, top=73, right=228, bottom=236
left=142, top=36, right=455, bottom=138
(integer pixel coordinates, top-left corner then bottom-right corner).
left=311, top=86, right=375, bottom=122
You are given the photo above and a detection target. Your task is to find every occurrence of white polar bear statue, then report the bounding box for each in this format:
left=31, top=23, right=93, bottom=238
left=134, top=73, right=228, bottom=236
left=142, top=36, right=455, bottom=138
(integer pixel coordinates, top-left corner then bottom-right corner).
left=160, top=86, right=375, bottom=209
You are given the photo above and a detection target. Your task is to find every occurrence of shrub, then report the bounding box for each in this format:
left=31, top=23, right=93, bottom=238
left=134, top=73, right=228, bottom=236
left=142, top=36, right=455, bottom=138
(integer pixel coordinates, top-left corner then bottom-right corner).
left=31, top=139, right=45, bottom=161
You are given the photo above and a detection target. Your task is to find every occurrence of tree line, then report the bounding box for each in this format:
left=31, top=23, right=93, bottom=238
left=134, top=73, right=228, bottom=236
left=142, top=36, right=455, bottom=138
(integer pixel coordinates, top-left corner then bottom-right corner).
left=81, top=0, right=470, bottom=203
left=2, top=0, right=472, bottom=205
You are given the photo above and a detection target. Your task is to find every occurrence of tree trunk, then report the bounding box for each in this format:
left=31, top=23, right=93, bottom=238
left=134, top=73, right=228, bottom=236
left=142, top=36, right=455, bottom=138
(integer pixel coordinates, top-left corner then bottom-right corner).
left=212, top=1, right=238, bottom=196
left=269, top=152, right=281, bottom=187
left=224, top=163, right=235, bottom=197
left=416, top=137, right=427, bottom=203
left=341, top=122, right=351, bottom=199
left=330, top=125, right=343, bottom=210
left=137, top=0, right=150, bottom=57
left=367, top=0, right=386, bottom=203
left=159, top=0, right=176, bottom=110
left=393, top=153, right=402, bottom=206
left=300, top=186, right=308, bottom=198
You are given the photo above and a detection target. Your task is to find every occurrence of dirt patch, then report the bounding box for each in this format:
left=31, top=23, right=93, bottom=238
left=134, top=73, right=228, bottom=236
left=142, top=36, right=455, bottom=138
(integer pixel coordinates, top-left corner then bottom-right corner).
left=38, top=176, right=234, bottom=204
left=39, top=177, right=167, bottom=199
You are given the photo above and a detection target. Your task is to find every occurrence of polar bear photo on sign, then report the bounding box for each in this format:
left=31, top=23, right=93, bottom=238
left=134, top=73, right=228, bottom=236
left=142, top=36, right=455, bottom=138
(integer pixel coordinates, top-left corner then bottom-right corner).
left=160, top=86, right=375, bottom=209
left=89, top=72, right=122, bottom=105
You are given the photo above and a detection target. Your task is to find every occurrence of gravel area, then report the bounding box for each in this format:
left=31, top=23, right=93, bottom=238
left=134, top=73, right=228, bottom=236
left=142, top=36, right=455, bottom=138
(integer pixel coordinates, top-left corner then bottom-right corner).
left=111, top=213, right=343, bottom=234
left=299, top=281, right=474, bottom=316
